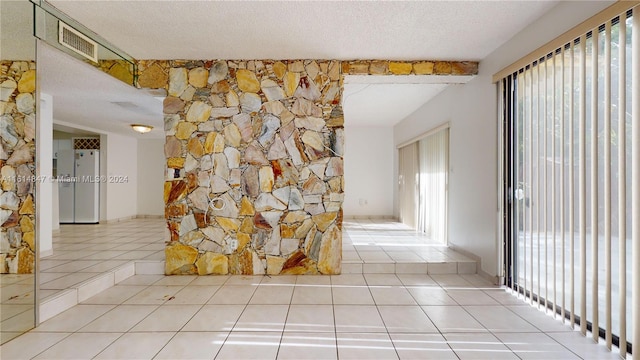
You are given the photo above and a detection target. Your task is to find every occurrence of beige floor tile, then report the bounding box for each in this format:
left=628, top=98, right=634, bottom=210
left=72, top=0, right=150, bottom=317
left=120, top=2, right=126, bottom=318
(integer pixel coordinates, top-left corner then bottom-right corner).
left=208, top=285, right=257, bottom=304
left=370, top=286, right=417, bottom=305
left=421, top=305, right=486, bottom=333
left=154, top=331, right=228, bottom=360
left=285, top=304, right=334, bottom=332
left=33, top=305, right=115, bottom=332
left=378, top=305, right=438, bottom=333
left=0, top=332, right=70, bottom=359
left=334, top=305, right=386, bottom=333
left=336, top=332, right=398, bottom=360
left=33, top=332, right=121, bottom=360
left=183, top=305, right=245, bottom=332
left=130, top=304, right=201, bottom=332
left=464, top=305, right=538, bottom=332
left=390, top=333, right=458, bottom=360
left=407, top=287, right=458, bottom=306
left=446, top=289, right=501, bottom=305
left=291, top=285, right=333, bottom=304
left=216, top=332, right=281, bottom=360
left=233, top=304, right=289, bottom=332
left=278, top=332, right=337, bottom=360
left=250, top=284, right=295, bottom=304
left=123, top=285, right=184, bottom=305
left=79, top=305, right=158, bottom=332
left=495, top=332, right=581, bottom=359
left=168, top=285, right=219, bottom=304
left=332, top=286, right=375, bottom=305
left=444, top=333, right=519, bottom=360
left=93, top=332, right=174, bottom=359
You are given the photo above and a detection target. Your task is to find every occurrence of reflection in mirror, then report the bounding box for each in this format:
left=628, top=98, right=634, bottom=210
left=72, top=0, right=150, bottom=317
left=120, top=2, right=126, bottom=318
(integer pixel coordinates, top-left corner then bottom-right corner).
left=1, top=0, right=37, bottom=344
left=33, top=1, right=136, bottom=86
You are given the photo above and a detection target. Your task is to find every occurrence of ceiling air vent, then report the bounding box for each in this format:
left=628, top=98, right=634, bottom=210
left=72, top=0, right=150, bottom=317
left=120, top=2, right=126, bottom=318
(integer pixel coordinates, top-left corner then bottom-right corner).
left=58, top=21, right=98, bottom=63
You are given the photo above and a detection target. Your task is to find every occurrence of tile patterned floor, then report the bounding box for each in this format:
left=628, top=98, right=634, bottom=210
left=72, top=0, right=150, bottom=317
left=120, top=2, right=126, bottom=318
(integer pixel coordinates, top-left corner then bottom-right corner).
left=342, top=219, right=476, bottom=274
left=1, top=218, right=628, bottom=358
left=39, top=218, right=168, bottom=301
left=1, top=273, right=626, bottom=359
left=1, top=218, right=167, bottom=344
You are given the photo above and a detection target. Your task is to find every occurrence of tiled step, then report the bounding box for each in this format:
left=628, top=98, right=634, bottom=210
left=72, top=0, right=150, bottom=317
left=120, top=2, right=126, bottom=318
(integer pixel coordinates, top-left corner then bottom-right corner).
left=343, top=260, right=477, bottom=274
left=38, top=257, right=474, bottom=322
left=38, top=260, right=164, bottom=322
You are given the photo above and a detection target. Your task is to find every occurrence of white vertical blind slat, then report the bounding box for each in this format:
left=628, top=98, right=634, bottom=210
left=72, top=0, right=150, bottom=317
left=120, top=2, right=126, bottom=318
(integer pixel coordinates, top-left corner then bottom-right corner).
left=543, top=58, right=549, bottom=311
left=523, top=70, right=528, bottom=300
left=617, top=12, right=627, bottom=354
left=603, top=21, right=612, bottom=350
left=569, top=41, right=576, bottom=329
left=560, top=47, right=566, bottom=322
left=551, top=53, right=557, bottom=317
left=579, top=33, right=588, bottom=336
left=537, top=62, right=543, bottom=308
left=631, top=7, right=639, bottom=360
left=590, top=27, right=599, bottom=342
left=529, top=67, right=535, bottom=306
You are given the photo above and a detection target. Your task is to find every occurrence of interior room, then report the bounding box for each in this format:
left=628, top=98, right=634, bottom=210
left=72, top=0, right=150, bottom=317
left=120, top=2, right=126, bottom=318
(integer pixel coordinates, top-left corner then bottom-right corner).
left=1, top=0, right=639, bottom=359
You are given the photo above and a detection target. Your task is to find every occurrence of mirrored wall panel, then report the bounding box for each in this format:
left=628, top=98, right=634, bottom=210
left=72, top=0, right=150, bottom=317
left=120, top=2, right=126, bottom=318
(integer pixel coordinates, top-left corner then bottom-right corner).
left=1, top=0, right=37, bottom=345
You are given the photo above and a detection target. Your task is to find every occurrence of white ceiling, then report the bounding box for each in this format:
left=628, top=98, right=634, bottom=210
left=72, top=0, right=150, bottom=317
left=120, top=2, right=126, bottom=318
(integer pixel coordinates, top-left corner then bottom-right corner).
left=47, top=1, right=558, bottom=61
left=39, top=42, right=164, bottom=139
left=7, top=0, right=564, bottom=133
left=343, top=75, right=473, bottom=127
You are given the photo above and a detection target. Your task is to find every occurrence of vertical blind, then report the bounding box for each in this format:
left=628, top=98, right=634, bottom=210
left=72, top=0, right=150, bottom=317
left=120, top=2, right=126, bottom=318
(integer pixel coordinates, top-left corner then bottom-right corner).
left=398, top=128, right=449, bottom=243
left=498, top=4, right=638, bottom=357
left=398, top=142, right=419, bottom=229
left=417, top=129, right=449, bottom=242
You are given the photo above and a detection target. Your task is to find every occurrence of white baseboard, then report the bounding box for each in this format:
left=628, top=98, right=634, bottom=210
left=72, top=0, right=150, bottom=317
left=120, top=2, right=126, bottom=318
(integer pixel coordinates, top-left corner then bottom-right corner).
left=40, top=249, right=53, bottom=258
left=101, top=216, right=136, bottom=224
left=136, top=215, right=164, bottom=219
left=343, top=215, right=398, bottom=220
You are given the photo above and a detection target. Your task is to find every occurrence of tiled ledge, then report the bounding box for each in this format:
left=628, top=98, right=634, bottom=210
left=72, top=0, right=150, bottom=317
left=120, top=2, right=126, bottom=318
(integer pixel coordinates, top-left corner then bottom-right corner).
left=38, top=256, right=476, bottom=322
left=39, top=261, right=135, bottom=322
left=119, top=258, right=476, bottom=276
left=342, top=260, right=477, bottom=275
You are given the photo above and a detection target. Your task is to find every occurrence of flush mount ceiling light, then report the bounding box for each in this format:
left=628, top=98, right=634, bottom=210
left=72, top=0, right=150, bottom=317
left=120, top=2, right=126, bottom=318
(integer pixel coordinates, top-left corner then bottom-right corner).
left=130, top=124, right=153, bottom=134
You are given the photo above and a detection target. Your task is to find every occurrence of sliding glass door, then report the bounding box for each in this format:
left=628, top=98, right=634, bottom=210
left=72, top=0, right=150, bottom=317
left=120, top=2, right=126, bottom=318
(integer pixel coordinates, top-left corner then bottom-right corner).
left=501, top=8, right=636, bottom=355
left=398, top=128, right=449, bottom=243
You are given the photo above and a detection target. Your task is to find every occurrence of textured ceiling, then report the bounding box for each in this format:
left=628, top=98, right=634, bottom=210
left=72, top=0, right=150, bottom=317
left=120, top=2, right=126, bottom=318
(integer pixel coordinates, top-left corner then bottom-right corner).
left=343, top=75, right=473, bottom=127
left=39, top=42, right=164, bottom=139
left=47, top=1, right=559, bottom=61
left=8, top=0, right=565, bottom=134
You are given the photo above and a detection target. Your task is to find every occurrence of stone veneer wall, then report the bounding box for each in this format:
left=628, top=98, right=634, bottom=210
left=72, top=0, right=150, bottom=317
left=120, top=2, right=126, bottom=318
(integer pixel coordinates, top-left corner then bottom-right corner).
left=138, top=59, right=478, bottom=276
left=0, top=61, right=36, bottom=274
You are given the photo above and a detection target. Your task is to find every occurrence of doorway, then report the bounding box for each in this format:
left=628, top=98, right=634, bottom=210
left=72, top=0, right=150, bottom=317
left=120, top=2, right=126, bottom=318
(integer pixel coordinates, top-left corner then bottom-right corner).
left=35, top=39, right=164, bottom=320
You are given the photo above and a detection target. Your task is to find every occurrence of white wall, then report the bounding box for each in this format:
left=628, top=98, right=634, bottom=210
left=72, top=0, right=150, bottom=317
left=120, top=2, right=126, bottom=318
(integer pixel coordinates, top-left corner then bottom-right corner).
left=104, top=133, right=138, bottom=221
left=137, top=139, right=165, bottom=216
left=393, top=1, right=613, bottom=278
left=344, top=126, right=394, bottom=217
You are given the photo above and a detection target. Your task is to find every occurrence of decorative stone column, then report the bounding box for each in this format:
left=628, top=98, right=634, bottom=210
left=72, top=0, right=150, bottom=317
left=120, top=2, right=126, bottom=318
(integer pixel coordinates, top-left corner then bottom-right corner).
left=152, top=60, right=344, bottom=275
